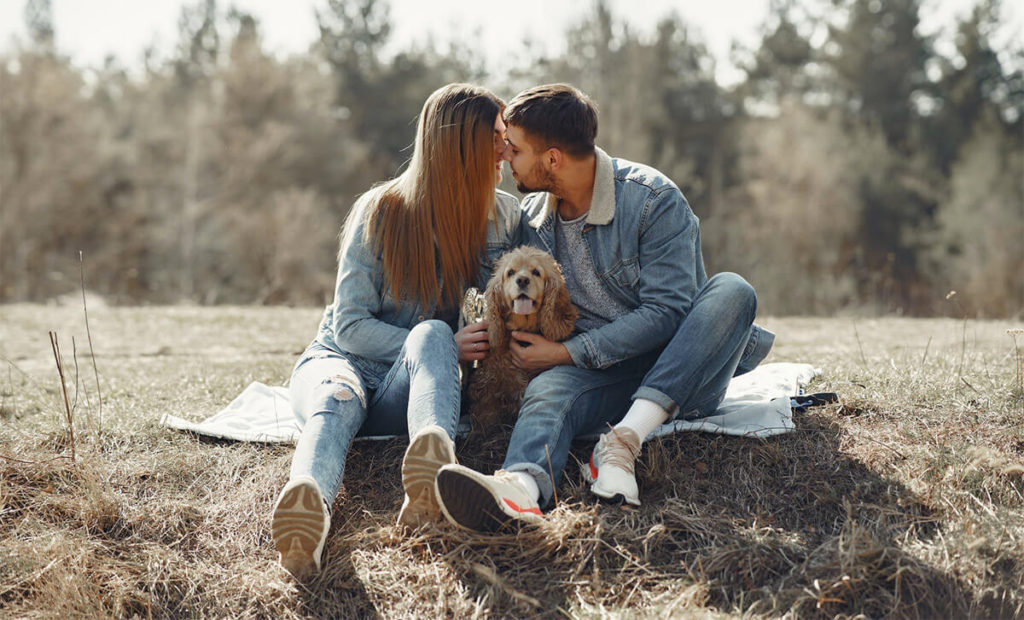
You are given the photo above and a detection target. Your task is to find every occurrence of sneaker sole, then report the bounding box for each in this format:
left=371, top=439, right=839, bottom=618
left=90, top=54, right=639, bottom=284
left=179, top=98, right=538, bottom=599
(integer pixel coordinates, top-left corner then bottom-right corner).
left=398, top=429, right=456, bottom=526
left=590, top=486, right=641, bottom=507
left=402, top=429, right=456, bottom=500
left=436, top=469, right=520, bottom=533
left=272, top=481, right=327, bottom=578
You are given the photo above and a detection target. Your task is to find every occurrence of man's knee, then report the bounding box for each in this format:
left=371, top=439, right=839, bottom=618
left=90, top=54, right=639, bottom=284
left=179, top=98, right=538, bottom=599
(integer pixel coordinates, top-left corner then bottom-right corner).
left=708, top=272, right=757, bottom=317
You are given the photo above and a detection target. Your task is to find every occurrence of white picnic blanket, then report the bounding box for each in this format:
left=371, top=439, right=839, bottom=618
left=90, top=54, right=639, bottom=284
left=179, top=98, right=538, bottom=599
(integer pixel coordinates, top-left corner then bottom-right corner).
left=160, top=362, right=819, bottom=443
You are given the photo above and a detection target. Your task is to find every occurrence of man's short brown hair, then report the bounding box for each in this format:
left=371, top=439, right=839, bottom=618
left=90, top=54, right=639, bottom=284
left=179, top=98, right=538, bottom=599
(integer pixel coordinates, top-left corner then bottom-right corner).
left=504, top=84, right=598, bottom=158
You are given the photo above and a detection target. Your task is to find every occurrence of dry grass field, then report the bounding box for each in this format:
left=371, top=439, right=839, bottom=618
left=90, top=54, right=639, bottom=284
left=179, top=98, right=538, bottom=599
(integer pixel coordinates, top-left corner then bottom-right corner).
left=1, top=304, right=1022, bottom=618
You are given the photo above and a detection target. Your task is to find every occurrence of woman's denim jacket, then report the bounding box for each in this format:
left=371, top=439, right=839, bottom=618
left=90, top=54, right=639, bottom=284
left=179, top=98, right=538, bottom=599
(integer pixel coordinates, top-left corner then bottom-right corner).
left=518, top=147, right=774, bottom=372
left=313, top=190, right=520, bottom=388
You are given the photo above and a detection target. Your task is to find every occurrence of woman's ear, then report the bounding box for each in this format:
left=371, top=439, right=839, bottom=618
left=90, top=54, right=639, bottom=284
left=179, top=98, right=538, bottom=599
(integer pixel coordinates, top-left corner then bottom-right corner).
left=484, top=271, right=510, bottom=351
left=539, top=264, right=578, bottom=342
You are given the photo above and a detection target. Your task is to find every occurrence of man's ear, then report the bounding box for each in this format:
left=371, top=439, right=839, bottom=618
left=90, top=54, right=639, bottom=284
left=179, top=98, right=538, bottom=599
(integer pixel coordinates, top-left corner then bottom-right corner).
left=544, top=147, right=564, bottom=172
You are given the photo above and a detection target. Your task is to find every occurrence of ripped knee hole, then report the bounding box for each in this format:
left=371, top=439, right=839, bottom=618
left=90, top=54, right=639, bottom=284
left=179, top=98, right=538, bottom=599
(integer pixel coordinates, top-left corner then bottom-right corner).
left=322, top=374, right=366, bottom=407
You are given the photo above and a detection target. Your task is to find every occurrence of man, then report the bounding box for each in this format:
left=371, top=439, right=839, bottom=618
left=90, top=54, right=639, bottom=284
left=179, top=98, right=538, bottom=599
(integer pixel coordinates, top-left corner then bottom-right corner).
left=436, top=84, right=774, bottom=532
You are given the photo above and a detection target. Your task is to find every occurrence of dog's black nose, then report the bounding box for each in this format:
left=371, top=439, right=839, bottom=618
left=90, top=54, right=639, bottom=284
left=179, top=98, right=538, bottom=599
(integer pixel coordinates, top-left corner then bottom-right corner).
left=516, top=276, right=530, bottom=288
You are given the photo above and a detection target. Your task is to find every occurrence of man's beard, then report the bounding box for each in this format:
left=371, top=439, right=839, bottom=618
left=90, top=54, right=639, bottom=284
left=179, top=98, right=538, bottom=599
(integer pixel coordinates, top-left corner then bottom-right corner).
left=515, top=161, right=556, bottom=193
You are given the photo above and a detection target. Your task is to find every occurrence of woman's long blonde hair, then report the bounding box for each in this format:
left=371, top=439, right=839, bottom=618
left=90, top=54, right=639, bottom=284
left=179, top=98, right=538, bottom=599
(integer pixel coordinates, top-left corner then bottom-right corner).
left=345, top=84, right=503, bottom=310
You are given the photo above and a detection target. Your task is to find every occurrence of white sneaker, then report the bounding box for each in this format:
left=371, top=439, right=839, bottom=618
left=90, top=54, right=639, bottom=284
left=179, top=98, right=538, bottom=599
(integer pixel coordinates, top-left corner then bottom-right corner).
left=397, top=425, right=457, bottom=528
left=271, top=476, right=331, bottom=579
left=435, top=465, right=543, bottom=532
left=586, top=427, right=642, bottom=506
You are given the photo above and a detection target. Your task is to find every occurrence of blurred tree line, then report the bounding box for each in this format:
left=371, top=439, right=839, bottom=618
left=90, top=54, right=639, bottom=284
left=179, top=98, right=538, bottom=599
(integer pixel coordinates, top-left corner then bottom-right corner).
left=1, top=0, right=1021, bottom=316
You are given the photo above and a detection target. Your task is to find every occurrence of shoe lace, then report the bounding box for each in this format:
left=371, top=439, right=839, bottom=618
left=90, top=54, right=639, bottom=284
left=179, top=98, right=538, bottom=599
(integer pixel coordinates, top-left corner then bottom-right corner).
left=493, top=469, right=522, bottom=485
left=597, top=427, right=641, bottom=475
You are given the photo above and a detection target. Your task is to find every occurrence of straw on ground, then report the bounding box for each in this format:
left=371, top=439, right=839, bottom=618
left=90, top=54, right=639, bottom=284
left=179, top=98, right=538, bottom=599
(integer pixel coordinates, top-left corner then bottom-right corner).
left=1, top=306, right=1022, bottom=617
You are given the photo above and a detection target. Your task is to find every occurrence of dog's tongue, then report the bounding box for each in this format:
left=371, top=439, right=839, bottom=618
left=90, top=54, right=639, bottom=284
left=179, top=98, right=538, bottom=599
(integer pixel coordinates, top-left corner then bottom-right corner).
left=513, top=298, right=535, bottom=315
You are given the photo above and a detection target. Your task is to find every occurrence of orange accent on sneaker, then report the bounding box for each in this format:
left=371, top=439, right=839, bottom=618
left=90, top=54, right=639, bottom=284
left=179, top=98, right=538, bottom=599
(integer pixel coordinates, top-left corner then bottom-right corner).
left=503, top=498, right=542, bottom=516
left=589, top=456, right=599, bottom=480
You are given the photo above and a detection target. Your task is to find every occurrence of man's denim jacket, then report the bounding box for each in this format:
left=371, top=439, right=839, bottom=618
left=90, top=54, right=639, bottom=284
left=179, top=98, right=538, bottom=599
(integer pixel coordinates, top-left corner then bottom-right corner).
left=313, top=190, right=520, bottom=388
left=519, top=147, right=774, bottom=372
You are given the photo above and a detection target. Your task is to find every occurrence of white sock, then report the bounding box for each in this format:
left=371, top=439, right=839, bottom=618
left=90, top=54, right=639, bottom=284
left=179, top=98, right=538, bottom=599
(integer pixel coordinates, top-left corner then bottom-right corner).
left=614, top=398, right=670, bottom=445
left=509, top=471, right=540, bottom=502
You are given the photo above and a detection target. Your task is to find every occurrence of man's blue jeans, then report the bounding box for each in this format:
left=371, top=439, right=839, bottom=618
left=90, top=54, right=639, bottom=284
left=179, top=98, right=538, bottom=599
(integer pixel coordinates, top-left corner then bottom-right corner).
left=503, top=272, right=760, bottom=506
left=288, top=320, right=461, bottom=505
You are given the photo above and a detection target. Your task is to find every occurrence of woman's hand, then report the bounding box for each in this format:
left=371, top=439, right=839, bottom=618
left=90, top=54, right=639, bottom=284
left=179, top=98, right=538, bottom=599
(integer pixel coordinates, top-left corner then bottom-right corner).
left=456, top=320, right=490, bottom=362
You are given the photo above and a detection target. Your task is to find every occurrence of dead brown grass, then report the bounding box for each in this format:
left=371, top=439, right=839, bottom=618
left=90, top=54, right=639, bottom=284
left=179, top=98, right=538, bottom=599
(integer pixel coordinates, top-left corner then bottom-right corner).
left=1, top=306, right=1022, bottom=618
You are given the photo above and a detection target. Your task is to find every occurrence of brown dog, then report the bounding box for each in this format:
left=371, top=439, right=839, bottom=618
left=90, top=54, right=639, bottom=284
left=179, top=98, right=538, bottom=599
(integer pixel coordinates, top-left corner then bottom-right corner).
left=468, top=246, right=578, bottom=428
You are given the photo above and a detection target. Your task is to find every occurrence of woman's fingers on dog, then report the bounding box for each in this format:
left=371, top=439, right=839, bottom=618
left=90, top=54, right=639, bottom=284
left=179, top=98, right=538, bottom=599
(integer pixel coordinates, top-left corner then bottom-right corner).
left=459, top=346, right=487, bottom=362
left=464, top=337, right=489, bottom=353
left=455, top=322, right=490, bottom=361
left=456, top=321, right=488, bottom=340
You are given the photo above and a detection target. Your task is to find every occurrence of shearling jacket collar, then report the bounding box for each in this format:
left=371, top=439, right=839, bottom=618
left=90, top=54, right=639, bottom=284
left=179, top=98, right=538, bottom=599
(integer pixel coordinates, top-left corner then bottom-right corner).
left=529, top=147, right=615, bottom=229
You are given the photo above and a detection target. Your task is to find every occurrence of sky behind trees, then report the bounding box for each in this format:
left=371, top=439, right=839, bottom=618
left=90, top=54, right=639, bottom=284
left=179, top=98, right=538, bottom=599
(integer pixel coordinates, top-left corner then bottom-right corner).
left=0, top=0, right=1020, bottom=84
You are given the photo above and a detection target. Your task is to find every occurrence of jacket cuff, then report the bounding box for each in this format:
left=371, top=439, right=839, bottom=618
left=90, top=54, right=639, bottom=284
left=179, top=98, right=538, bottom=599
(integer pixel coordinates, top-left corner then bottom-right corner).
left=563, top=334, right=597, bottom=369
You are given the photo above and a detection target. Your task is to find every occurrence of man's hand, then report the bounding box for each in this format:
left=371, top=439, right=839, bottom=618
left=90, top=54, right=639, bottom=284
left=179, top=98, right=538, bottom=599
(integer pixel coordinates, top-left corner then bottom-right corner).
left=510, top=331, right=573, bottom=372
left=455, top=320, right=490, bottom=362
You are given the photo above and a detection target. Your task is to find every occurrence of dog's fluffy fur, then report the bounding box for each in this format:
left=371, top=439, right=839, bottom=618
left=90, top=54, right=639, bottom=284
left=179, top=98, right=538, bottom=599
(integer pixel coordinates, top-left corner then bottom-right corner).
left=468, top=246, right=578, bottom=428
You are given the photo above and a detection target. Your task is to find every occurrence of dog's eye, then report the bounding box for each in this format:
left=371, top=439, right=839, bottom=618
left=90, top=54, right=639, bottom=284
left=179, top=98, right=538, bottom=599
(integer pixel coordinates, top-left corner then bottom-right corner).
left=506, top=269, right=515, bottom=277
left=532, top=269, right=540, bottom=277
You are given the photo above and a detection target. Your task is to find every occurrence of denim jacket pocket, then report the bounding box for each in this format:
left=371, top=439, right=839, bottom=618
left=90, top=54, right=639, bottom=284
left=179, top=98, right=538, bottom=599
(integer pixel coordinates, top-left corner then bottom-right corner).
left=606, top=258, right=641, bottom=289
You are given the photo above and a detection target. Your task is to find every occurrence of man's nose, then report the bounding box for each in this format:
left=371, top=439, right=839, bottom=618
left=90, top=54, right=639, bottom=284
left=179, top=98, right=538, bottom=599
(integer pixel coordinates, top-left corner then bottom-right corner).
left=516, top=276, right=529, bottom=288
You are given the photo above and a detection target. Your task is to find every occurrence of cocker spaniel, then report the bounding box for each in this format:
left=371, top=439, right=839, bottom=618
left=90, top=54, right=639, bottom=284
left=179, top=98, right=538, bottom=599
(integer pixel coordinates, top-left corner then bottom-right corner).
left=468, top=246, right=578, bottom=428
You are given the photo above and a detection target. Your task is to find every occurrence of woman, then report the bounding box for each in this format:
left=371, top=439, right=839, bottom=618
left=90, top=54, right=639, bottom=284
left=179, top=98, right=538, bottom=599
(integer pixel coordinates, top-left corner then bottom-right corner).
left=271, top=84, right=518, bottom=578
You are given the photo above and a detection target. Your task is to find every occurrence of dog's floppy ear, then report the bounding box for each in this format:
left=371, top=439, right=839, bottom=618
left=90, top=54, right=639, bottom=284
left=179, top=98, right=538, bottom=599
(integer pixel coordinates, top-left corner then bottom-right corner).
left=483, top=267, right=511, bottom=351
left=539, top=258, right=578, bottom=342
